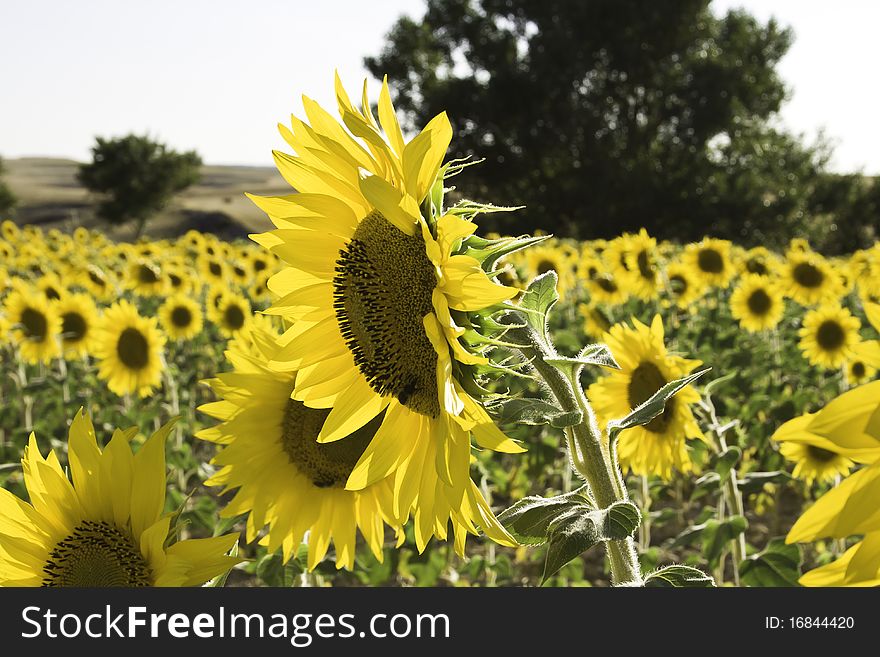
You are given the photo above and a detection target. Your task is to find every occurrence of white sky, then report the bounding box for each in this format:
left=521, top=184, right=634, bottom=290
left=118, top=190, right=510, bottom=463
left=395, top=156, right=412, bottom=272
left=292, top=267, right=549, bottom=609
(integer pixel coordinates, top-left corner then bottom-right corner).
left=1, top=0, right=878, bottom=173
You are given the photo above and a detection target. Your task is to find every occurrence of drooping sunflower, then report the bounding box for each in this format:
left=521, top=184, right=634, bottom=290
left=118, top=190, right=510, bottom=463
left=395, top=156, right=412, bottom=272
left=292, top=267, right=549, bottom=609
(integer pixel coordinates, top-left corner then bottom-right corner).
left=778, top=441, right=853, bottom=485
left=159, top=294, right=204, bottom=341
left=663, top=262, right=706, bottom=310
left=729, top=275, right=785, bottom=333
left=798, top=305, right=861, bottom=369
left=3, top=288, right=61, bottom=365
left=781, top=250, right=843, bottom=307
left=0, top=410, right=240, bottom=586
left=198, top=320, right=402, bottom=570
left=683, top=238, right=735, bottom=289
left=94, top=301, right=166, bottom=397
left=55, top=293, right=100, bottom=358
left=210, top=293, right=251, bottom=339
left=248, top=74, right=521, bottom=552
left=587, top=315, right=705, bottom=480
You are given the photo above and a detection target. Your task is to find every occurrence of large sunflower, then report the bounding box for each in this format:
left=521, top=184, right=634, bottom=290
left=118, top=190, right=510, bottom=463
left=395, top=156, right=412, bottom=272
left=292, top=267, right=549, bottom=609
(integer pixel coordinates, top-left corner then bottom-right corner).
left=3, top=288, right=61, bottom=365
left=198, top=320, right=402, bottom=570
left=95, top=301, right=166, bottom=397
left=798, top=304, right=860, bottom=369
left=247, top=75, right=521, bottom=552
left=0, top=411, right=240, bottom=586
left=729, top=275, right=784, bottom=333
left=587, top=315, right=705, bottom=479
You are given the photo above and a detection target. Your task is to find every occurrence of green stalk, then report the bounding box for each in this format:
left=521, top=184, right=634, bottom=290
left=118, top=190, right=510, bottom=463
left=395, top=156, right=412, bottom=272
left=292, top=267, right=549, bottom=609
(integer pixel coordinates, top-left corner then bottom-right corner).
left=503, top=317, right=642, bottom=586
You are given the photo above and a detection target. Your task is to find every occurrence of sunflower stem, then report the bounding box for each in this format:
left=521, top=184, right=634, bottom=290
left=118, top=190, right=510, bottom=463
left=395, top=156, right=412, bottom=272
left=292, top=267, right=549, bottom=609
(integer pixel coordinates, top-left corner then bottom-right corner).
left=501, top=315, right=642, bottom=586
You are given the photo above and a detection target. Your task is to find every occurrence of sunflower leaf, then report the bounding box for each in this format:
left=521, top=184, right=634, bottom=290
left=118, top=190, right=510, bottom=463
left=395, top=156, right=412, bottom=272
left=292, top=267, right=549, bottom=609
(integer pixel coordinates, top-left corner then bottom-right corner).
left=546, top=344, right=621, bottom=381
left=714, top=446, right=742, bottom=480
left=542, top=510, right=601, bottom=584
left=739, top=538, right=802, bottom=587
left=603, top=501, right=642, bottom=539
left=486, top=397, right=581, bottom=427
left=644, top=565, right=715, bottom=587
left=607, top=366, right=711, bottom=442
left=471, top=234, right=550, bottom=272
left=498, top=487, right=593, bottom=546
left=702, top=515, right=749, bottom=568
left=519, top=271, right=559, bottom=344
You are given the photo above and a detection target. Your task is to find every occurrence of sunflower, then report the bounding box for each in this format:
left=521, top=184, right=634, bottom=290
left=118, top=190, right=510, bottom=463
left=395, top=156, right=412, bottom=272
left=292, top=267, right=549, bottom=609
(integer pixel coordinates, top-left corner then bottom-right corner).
left=77, top=264, right=115, bottom=301
left=0, top=410, right=240, bottom=586
left=198, top=254, right=228, bottom=286
left=587, top=315, right=705, bottom=479
left=159, top=294, right=204, bottom=341
left=729, top=275, right=785, bottom=332
left=198, top=320, right=403, bottom=570
left=663, top=262, right=705, bottom=309
left=210, top=293, right=251, bottom=338
left=586, top=270, right=629, bottom=306
left=94, top=301, right=166, bottom=397
left=3, top=289, right=61, bottom=365
left=623, top=229, right=662, bottom=300
left=845, top=354, right=877, bottom=387
left=778, top=441, right=853, bottom=484
left=798, top=305, right=861, bottom=369
left=683, top=238, right=735, bottom=289
left=36, top=273, right=66, bottom=302
left=525, top=244, right=576, bottom=299
left=248, top=74, right=520, bottom=552
left=738, top=246, right=778, bottom=278
left=56, top=293, right=100, bottom=358
left=578, top=302, right=612, bottom=340
left=781, top=250, right=843, bottom=306
left=126, top=259, right=167, bottom=297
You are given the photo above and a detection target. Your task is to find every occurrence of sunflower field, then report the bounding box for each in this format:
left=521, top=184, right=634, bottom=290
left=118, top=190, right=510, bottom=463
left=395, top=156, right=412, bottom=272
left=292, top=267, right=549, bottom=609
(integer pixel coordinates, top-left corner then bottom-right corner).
left=2, top=78, right=880, bottom=589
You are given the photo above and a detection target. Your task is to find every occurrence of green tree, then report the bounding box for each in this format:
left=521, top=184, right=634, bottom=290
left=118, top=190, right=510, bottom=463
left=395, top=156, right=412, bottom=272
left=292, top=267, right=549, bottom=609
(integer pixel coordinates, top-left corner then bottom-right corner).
left=366, top=0, right=828, bottom=245
left=78, top=135, right=202, bottom=237
left=0, top=156, right=17, bottom=216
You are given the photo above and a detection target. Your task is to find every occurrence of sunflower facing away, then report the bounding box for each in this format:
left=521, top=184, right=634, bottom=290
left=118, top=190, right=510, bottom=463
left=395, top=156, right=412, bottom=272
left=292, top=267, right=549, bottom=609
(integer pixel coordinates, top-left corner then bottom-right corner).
left=587, top=315, right=705, bottom=479
left=0, top=411, right=240, bottom=586
left=248, top=74, right=521, bottom=552
left=797, top=304, right=860, bottom=369
left=95, top=300, right=166, bottom=397
left=3, top=288, right=61, bottom=365
left=198, top=320, right=402, bottom=570
left=729, top=275, right=784, bottom=333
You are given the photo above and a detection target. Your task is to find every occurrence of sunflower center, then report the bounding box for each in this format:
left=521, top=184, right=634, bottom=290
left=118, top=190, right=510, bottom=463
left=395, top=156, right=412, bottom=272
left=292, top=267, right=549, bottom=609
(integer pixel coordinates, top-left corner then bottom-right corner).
left=852, top=361, right=866, bottom=378
left=61, top=312, right=88, bottom=342
left=596, top=276, right=617, bottom=293
left=20, top=308, right=48, bottom=340
left=209, top=261, right=223, bottom=277
left=281, top=398, right=382, bottom=488
left=806, top=445, right=837, bottom=463
left=669, top=274, right=687, bottom=296
left=223, top=304, right=245, bottom=330
left=746, top=259, right=768, bottom=276
left=746, top=288, right=772, bottom=316
left=168, top=272, right=183, bottom=289
left=628, top=362, right=673, bottom=433
left=88, top=270, right=107, bottom=287
left=117, top=328, right=150, bottom=369
left=171, top=306, right=193, bottom=328
left=42, top=521, right=152, bottom=587
left=816, top=320, right=845, bottom=351
left=792, top=262, right=824, bottom=288
left=44, top=286, right=61, bottom=300
left=697, top=248, right=724, bottom=274
left=253, top=259, right=268, bottom=273
left=333, top=210, right=440, bottom=418
left=537, top=259, right=556, bottom=275
left=137, top=264, right=160, bottom=285
left=636, top=250, right=654, bottom=279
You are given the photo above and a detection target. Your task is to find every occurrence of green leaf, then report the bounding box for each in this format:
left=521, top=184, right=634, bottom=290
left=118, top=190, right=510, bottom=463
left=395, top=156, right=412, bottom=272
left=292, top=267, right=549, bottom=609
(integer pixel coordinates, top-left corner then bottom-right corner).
left=542, top=510, right=601, bottom=584
left=545, top=344, right=621, bottom=380
left=518, top=271, right=559, bottom=343
left=702, top=516, right=749, bottom=568
left=607, top=367, right=711, bottom=441
left=486, top=397, right=582, bottom=428
left=714, top=446, right=742, bottom=480
left=498, top=487, right=592, bottom=546
left=644, top=565, right=715, bottom=587
left=739, top=538, right=802, bottom=587
left=703, top=371, right=737, bottom=397
left=603, top=501, right=641, bottom=539
left=468, top=234, right=549, bottom=272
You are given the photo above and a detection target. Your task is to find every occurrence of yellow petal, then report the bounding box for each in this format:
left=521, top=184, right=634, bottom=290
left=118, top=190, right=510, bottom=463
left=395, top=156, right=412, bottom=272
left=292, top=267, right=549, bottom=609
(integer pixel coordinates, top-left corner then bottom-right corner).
left=317, top=375, right=388, bottom=443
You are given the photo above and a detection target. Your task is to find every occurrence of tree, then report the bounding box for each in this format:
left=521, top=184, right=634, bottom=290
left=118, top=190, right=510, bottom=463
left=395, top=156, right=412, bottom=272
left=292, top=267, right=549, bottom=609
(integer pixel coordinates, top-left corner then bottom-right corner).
left=0, top=156, right=16, bottom=216
left=366, top=0, right=829, bottom=246
left=78, top=135, right=202, bottom=237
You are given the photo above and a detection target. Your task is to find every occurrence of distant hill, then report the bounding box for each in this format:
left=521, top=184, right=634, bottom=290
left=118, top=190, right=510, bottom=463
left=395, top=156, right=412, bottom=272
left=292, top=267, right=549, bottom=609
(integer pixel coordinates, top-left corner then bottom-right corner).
left=3, top=157, right=290, bottom=241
